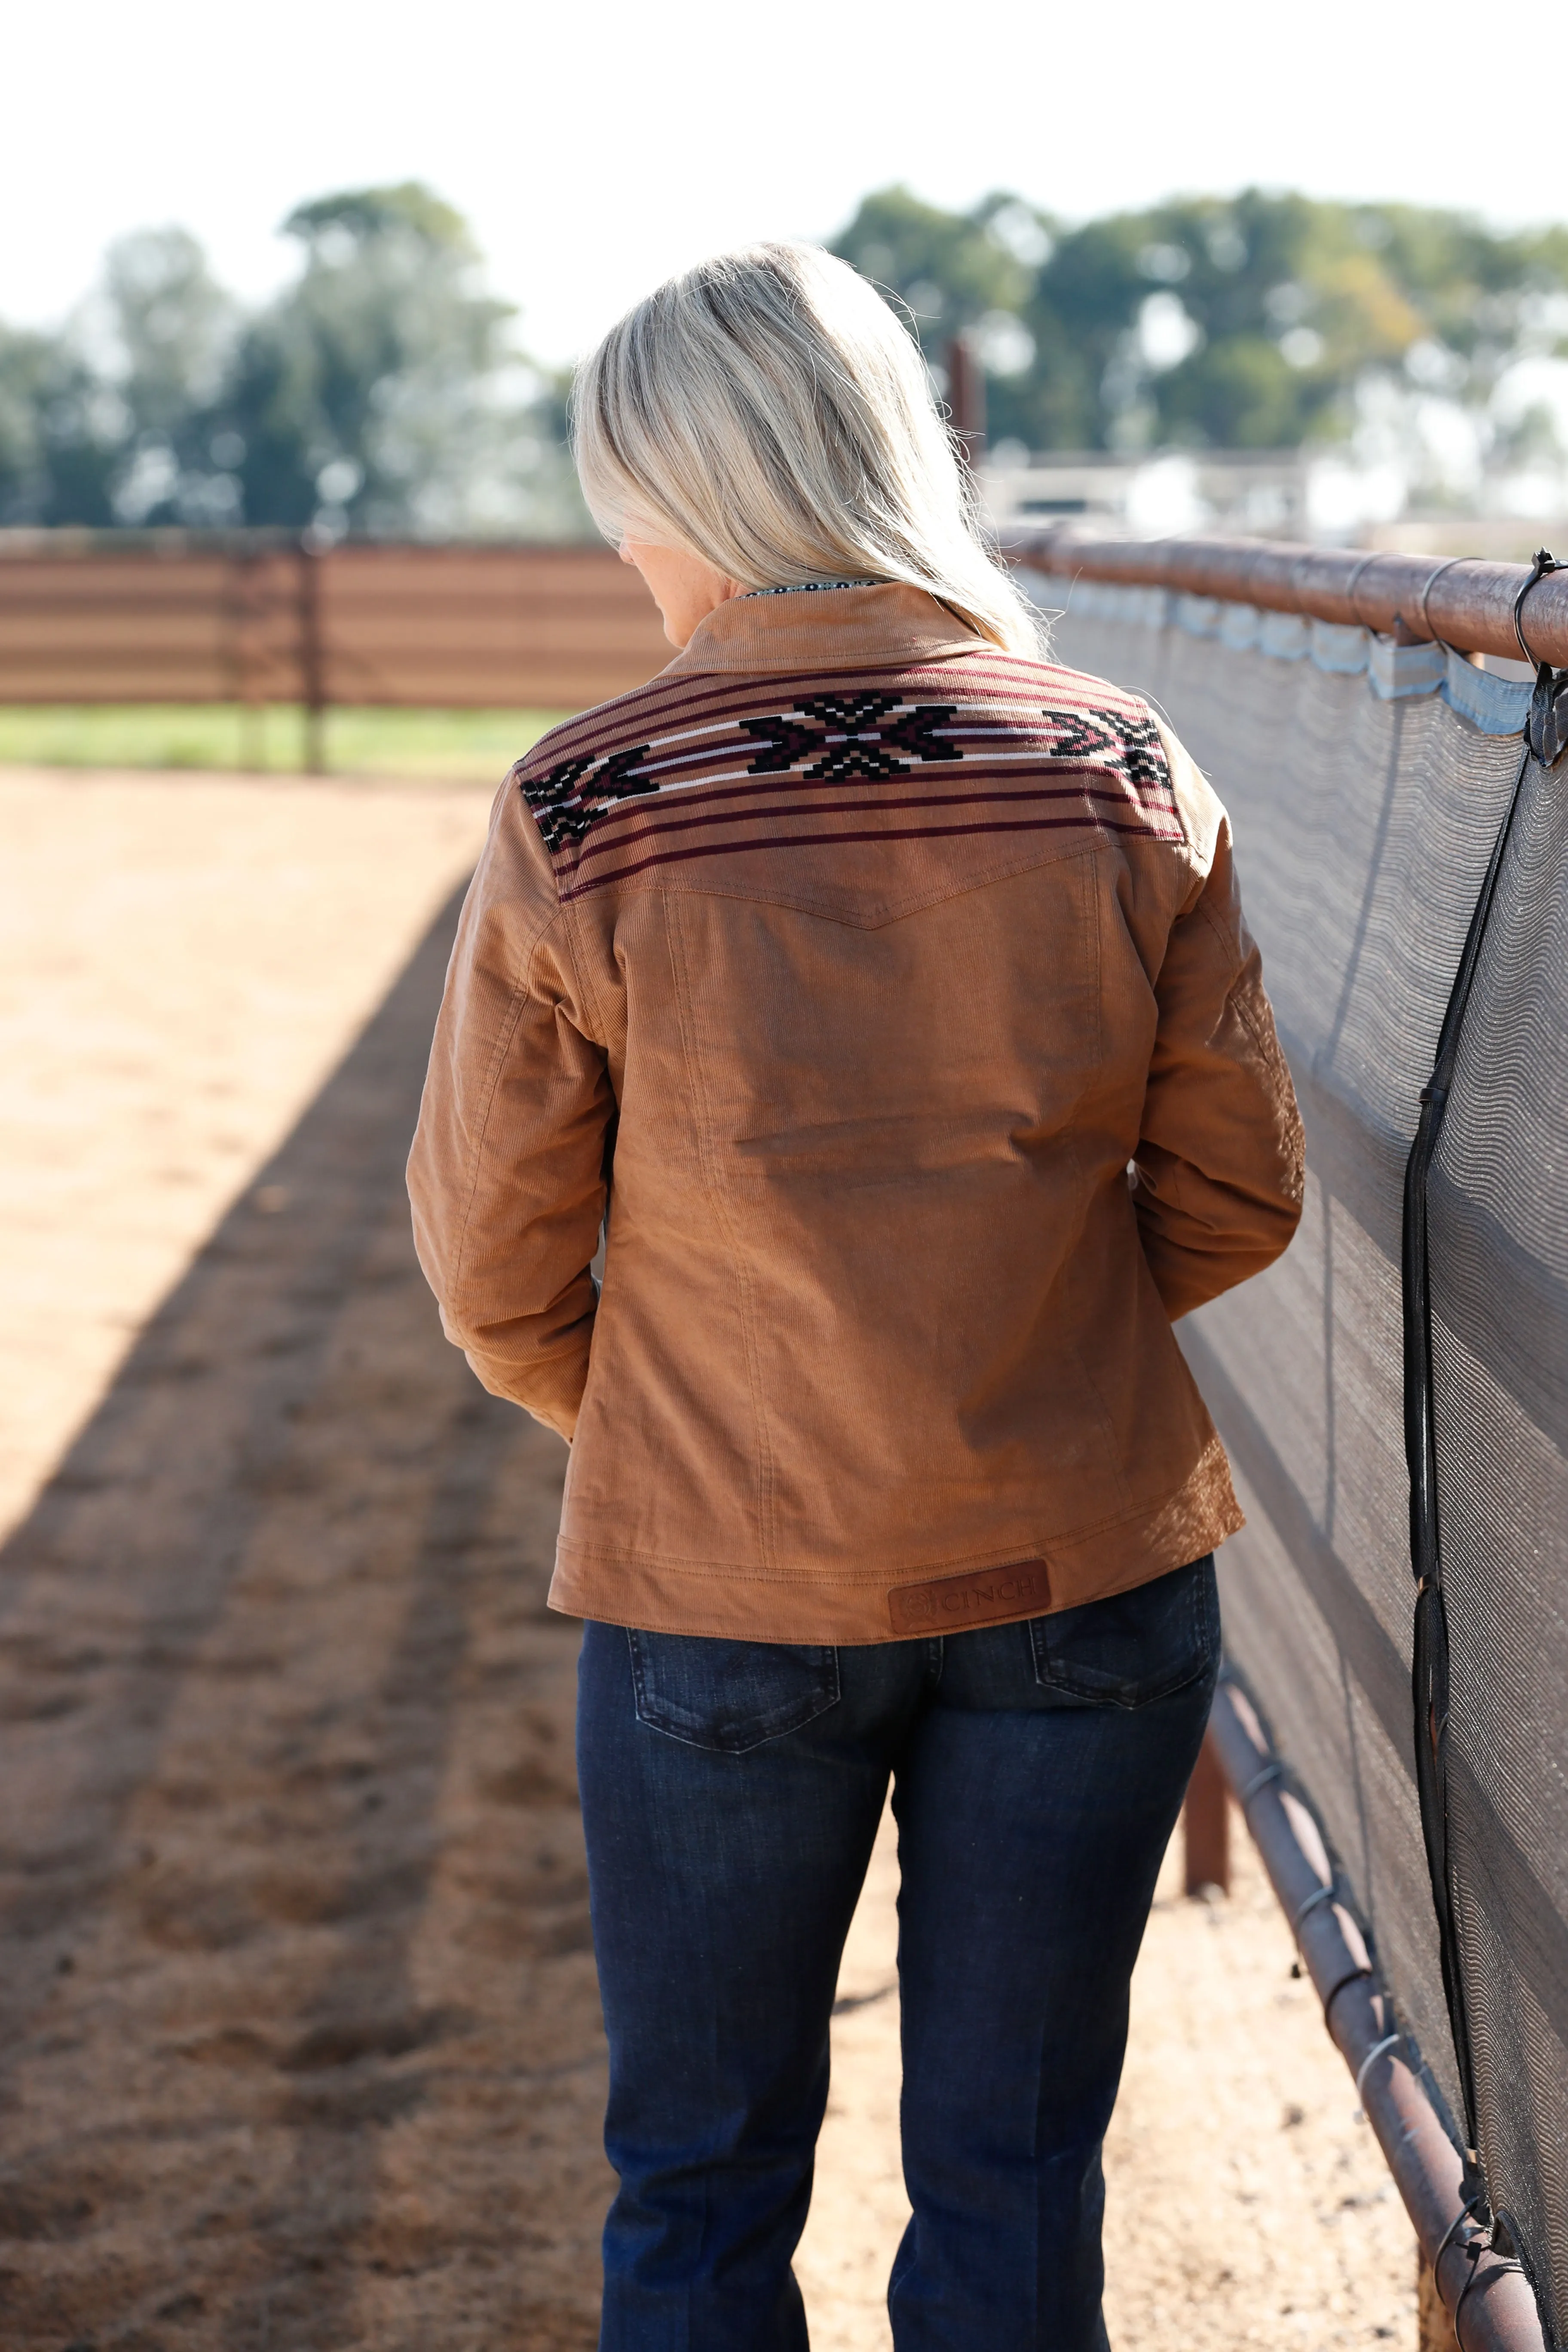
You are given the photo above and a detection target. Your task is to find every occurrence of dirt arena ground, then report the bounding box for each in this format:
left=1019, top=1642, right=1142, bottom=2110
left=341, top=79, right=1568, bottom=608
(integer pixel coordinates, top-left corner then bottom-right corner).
left=0, top=764, right=1417, bottom=2349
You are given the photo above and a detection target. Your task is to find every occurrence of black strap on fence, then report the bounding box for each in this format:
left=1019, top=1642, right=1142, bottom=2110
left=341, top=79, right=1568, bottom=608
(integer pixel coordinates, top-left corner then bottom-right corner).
left=1516, top=548, right=1568, bottom=772
left=1403, top=550, right=1564, bottom=2182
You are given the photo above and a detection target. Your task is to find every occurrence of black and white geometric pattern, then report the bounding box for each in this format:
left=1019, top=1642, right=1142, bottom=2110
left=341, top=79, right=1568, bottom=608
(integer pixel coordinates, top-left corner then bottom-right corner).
left=520, top=694, right=1171, bottom=858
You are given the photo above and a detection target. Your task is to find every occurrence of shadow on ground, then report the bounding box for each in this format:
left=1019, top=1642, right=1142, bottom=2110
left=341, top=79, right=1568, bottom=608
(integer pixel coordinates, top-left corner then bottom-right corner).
left=0, top=890, right=606, bottom=2352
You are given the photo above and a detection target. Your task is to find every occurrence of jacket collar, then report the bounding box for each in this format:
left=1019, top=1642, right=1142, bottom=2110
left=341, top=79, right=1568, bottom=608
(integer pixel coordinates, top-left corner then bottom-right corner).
left=660, top=582, right=989, bottom=678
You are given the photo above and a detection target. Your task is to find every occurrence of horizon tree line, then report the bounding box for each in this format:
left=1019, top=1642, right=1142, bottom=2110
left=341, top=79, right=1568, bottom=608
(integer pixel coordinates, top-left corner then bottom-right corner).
left=1, top=181, right=1564, bottom=539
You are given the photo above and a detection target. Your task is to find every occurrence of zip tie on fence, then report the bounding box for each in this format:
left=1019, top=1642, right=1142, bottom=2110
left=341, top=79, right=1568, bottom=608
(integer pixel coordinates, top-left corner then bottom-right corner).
left=1513, top=549, right=1561, bottom=667
left=1323, top=1965, right=1375, bottom=2027
left=1432, top=2191, right=1488, bottom=2283
left=1344, top=551, right=1379, bottom=629
left=1455, top=2248, right=1485, bottom=2352
left=1354, top=2031, right=1403, bottom=2103
left=1418, top=557, right=1468, bottom=652
left=1455, top=2243, right=1526, bottom=2352
left=1293, top=1882, right=1337, bottom=1930
left=1237, top=1761, right=1284, bottom=1806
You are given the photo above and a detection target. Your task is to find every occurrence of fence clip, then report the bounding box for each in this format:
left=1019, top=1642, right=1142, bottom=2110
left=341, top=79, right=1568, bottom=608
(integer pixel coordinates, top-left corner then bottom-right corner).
left=1293, top=1882, right=1337, bottom=1930
left=1354, top=2030, right=1403, bottom=2103
left=1516, top=550, right=1568, bottom=769
left=1527, top=663, right=1568, bottom=770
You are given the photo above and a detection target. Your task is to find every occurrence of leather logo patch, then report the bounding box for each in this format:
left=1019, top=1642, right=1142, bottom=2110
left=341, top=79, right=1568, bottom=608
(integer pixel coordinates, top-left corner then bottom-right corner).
left=888, top=1558, right=1051, bottom=1635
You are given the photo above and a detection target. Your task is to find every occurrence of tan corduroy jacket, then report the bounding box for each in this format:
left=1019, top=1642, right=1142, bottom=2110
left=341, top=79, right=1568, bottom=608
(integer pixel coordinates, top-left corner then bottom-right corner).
left=408, top=585, right=1303, bottom=1643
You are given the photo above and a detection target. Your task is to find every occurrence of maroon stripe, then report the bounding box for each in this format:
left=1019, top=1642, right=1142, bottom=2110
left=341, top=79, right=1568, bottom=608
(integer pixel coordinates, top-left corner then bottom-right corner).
left=570, top=757, right=1174, bottom=839
left=563, top=776, right=1172, bottom=870
left=519, top=658, right=959, bottom=764
left=559, top=811, right=1185, bottom=899
left=519, top=657, right=1148, bottom=775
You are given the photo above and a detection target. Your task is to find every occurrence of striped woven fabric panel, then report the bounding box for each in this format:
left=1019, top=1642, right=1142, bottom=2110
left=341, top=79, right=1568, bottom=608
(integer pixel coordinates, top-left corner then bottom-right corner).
left=514, top=654, right=1184, bottom=901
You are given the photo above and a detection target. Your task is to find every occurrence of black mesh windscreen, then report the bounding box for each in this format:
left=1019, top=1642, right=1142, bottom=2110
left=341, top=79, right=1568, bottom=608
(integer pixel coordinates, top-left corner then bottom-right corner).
left=1041, top=596, right=1566, bottom=2345
left=1427, top=746, right=1568, bottom=2326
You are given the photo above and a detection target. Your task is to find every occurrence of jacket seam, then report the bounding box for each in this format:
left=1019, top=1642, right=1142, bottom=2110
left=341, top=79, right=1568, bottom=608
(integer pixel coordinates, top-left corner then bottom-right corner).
left=1190, top=895, right=1277, bottom=1058
left=1063, top=1136, right=1135, bottom=1515
left=1057, top=855, right=1131, bottom=1508
left=661, top=892, right=777, bottom=1573
left=1086, top=842, right=1105, bottom=1075
left=560, top=893, right=611, bottom=1049
left=447, top=901, right=571, bottom=1319
left=565, top=832, right=1144, bottom=934
left=552, top=1438, right=1230, bottom=1580
left=1193, top=891, right=1246, bottom=980
left=1228, top=986, right=1270, bottom=1056
left=469, top=1336, right=589, bottom=1373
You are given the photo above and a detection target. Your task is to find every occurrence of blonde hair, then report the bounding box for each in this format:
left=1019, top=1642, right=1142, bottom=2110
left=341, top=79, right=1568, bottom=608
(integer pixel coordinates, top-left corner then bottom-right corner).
left=571, top=242, right=1045, bottom=658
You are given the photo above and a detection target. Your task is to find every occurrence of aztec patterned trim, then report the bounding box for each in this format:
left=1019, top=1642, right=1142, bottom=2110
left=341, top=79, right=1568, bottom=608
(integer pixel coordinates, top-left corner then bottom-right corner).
left=515, top=657, right=1182, bottom=898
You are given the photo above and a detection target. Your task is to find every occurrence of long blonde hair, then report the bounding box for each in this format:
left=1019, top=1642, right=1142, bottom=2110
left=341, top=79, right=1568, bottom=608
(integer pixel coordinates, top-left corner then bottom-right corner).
left=571, top=242, right=1044, bottom=658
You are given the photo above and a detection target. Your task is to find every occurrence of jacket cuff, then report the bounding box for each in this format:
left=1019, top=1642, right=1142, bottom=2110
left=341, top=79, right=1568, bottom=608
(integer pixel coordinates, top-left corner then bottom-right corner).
left=460, top=1341, right=589, bottom=1442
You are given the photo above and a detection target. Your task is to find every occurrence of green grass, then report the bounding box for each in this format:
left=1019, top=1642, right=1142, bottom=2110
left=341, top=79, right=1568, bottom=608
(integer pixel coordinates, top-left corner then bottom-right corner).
left=0, top=704, right=570, bottom=782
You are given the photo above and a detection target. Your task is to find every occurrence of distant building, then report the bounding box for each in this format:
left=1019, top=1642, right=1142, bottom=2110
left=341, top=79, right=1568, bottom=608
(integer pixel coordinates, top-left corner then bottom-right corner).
left=980, top=450, right=1311, bottom=542
left=980, top=447, right=1568, bottom=556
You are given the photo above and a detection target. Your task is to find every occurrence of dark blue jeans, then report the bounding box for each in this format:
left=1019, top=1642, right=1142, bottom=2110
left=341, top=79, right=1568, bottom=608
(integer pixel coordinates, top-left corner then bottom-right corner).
left=577, top=1555, right=1219, bottom=2352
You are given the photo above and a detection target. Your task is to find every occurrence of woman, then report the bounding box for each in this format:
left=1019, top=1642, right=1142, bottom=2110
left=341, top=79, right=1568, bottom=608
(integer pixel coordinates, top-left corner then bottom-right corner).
left=408, top=243, right=1302, bottom=2350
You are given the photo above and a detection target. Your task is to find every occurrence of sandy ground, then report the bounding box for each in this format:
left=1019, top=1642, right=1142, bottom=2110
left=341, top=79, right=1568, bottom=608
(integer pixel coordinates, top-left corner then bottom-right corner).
left=0, top=765, right=1416, bottom=2350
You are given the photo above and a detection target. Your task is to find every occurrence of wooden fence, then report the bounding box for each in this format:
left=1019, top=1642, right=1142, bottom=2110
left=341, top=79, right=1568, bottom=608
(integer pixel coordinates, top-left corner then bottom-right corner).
left=0, top=535, right=671, bottom=719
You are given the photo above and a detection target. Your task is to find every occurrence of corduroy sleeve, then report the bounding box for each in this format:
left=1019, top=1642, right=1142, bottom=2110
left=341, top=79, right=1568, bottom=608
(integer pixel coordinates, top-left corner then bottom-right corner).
left=407, top=777, right=612, bottom=1440
left=1133, top=728, right=1305, bottom=1320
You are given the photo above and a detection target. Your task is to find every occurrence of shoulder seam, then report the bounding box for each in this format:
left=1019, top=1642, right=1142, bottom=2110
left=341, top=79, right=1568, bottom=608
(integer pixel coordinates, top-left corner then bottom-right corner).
left=447, top=901, right=573, bottom=1314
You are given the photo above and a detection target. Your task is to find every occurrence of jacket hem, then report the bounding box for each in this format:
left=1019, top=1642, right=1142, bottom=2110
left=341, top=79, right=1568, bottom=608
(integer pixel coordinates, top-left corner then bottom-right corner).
left=546, top=1441, right=1244, bottom=1645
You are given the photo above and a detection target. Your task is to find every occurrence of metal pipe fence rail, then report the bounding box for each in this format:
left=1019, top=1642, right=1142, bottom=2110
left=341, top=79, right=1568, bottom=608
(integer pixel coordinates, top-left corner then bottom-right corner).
left=1207, top=1681, right=1544, bottom=2352
left=1011, top=522, right=1568, bottom=666
left=1029, top=525, right=1568, bottom=2352
left=10, top=523, right=1561, bottom=722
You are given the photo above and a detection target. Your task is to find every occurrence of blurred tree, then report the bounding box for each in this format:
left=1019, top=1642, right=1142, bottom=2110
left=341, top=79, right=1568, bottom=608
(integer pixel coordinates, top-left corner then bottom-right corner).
left=106, top=228, right=234, bottom=438
left=7, top=183, right=1565, bottom=528
left=832, top=184, right=1568, bottom=458
left=99, top=227, right=242, bottom=524
left=2, top=230, right=244, bottom=527
left=0, top=184, right=588, bottom=538
left=216, top=182, right=587, bottom=537
left=831, top=185, right=1055, bottom=423
left=220, top=183, right=506, bottom=531
left=0, top=325, right=122, bottom=526
left=831, top=184, right=1041, bottom=332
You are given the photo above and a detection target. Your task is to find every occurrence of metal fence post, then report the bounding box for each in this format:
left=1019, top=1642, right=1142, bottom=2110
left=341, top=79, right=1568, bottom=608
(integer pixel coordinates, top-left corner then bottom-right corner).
left=946, top=334, right=986, bottom=476
left=296, top=536, right=326, bottom=775
left=227, top=539, right=266, bottom=773
left=1182, top=1724, right=1231, bottom=1896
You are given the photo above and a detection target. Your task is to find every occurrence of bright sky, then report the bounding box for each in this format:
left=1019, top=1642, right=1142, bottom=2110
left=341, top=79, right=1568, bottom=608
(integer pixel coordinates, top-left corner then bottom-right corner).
left=8, top=0, right=1561, bottom=366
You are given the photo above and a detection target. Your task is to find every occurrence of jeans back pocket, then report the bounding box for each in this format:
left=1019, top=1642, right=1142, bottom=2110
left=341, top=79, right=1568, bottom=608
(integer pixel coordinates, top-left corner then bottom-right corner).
left=1028, top=1555, right=1219, bottom=1709
left=627, top=1630, right=842, bottom=1753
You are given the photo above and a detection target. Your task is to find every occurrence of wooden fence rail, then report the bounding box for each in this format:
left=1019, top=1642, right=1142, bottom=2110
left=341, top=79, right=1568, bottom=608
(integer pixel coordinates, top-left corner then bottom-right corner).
left=12, top=524, right=1567, bottom=731
left=0, top=536, right=671, bottom=729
